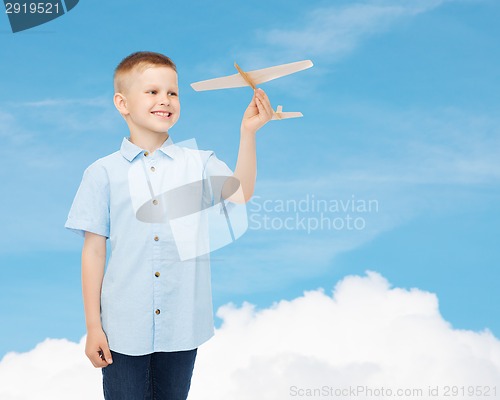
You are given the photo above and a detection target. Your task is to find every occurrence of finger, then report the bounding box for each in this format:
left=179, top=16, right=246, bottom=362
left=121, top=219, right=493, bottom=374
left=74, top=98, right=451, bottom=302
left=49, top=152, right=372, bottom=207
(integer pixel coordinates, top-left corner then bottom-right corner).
left=255, top=95, right=273, bottom=120
left=243, top=95, right=259, bottom=120
left=256, top=88, right=269, bottom=101
left=256, top=88, right=271, bottom=107
left=102, top=345, right=113, bottom=365
left=256, top=89, right=273, bottom=117
left=88, top=350, right=108, bottom=368
left=255, top=96, right=265, bottom=117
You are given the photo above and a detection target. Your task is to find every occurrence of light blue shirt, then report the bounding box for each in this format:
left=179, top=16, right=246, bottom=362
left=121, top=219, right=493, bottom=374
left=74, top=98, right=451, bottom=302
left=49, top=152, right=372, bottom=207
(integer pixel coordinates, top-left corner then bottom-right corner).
left=65, top=137, right=234, bottom=355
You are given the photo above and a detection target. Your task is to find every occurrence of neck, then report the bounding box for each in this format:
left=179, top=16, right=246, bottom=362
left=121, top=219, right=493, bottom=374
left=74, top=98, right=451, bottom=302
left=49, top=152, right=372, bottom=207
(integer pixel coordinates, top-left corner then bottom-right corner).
left=129, top=131, right=169, bottom=153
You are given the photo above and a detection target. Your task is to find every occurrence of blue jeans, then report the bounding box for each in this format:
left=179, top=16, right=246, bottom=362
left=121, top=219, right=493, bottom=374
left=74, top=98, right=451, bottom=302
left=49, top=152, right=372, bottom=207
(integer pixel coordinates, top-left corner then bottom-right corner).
left=102, top=349, right=197, bottom=400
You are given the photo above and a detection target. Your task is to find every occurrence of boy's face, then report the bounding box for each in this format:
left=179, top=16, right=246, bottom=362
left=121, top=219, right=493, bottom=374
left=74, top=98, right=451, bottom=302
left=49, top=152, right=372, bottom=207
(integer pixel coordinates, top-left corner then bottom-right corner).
left=119, top=66, right=180, bottom=136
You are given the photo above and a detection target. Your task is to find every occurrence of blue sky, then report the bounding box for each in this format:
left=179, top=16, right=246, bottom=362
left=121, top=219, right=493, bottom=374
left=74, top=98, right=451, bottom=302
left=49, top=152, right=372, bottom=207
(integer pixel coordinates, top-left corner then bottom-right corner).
left=0, top=0, right=499, bottom=359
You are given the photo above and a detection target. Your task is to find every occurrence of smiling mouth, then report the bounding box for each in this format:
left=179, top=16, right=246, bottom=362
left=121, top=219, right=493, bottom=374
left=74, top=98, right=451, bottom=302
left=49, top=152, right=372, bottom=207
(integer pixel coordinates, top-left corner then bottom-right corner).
left=152, top=111, right=172, bottom=118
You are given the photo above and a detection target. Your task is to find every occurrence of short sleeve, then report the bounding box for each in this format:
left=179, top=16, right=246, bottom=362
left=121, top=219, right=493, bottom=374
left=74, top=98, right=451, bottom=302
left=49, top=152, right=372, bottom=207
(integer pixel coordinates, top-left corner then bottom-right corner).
left=65, top=163, right=110, bottom=238
left=204, top=152, right=232, bottom=175
left=202, top=152, right=234, bottom=204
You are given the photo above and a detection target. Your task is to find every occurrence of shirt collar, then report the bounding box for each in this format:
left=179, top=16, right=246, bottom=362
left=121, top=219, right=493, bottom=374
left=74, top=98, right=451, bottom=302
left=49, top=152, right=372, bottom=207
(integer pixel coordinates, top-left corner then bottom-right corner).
left=120, top=136, right=177, bottom=162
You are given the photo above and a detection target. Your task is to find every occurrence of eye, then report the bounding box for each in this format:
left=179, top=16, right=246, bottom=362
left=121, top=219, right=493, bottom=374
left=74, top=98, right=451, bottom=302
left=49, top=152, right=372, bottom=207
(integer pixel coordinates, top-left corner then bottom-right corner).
left=168, top=91, right=178, bottom=97
left=147, top=90, right=157, bottom=95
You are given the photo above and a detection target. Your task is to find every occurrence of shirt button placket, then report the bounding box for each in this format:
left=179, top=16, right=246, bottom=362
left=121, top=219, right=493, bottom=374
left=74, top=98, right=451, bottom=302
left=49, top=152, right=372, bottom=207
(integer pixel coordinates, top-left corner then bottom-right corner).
left=149, top=153, right=164, bottom=350
left=153, top=233, right=161, bottom=315
left=153, top=235, right=160, bottom=279
left=151, top=154, right=163, bottom=343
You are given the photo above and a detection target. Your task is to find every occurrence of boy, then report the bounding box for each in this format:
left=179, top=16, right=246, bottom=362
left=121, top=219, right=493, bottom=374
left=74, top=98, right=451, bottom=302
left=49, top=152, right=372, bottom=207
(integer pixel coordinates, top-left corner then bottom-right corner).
left=65, top=51, right=273, bottom=399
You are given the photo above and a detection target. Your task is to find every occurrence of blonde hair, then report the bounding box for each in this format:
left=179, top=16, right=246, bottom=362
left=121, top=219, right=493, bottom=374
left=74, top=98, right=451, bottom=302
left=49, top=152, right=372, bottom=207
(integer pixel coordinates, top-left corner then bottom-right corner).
left=114, top=51, right=177, bottom=93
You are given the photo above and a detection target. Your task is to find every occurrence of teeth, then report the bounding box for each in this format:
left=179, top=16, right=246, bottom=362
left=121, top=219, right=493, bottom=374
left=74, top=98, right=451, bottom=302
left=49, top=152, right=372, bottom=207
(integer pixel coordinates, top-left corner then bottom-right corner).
left=153, top=112, right=171, bottom=117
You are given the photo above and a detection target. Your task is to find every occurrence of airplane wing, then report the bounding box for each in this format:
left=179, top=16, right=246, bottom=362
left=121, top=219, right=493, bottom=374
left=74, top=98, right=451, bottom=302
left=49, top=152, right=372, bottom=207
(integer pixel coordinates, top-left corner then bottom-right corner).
left=272, top=105, right=303, bottom=120
left=247, top=60, right=313, bottom=85
left=272, top=111, right=303, bottom=120
left=191, top=73, right=249, bottom=91
left=190, top=60, right=314, bottom=91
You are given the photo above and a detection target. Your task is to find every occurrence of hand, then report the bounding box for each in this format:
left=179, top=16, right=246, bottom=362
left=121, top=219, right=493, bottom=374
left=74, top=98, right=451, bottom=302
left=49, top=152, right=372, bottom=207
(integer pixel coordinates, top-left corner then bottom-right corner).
left=85, top=327, right=113, bottom=368
left=241, top=88, right=273, bottom=134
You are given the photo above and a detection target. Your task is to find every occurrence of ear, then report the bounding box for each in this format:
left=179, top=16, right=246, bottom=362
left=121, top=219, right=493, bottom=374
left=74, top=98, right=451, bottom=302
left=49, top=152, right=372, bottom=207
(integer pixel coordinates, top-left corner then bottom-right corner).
left=114, top=93, right=129, bottom=116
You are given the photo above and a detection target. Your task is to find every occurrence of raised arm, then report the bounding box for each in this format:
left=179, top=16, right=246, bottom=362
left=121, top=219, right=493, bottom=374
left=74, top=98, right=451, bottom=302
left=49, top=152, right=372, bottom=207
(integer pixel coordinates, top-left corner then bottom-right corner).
left=82, top=231, right=113, bottom=367
left=230, top=88, right=273, bottom=203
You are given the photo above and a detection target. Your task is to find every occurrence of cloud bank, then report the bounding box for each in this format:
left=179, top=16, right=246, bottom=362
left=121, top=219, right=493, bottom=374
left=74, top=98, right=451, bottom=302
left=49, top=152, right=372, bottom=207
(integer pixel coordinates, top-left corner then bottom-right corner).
left=0, top=337, right=102, bottom=400
left=1, top=271, right=499, bottom=400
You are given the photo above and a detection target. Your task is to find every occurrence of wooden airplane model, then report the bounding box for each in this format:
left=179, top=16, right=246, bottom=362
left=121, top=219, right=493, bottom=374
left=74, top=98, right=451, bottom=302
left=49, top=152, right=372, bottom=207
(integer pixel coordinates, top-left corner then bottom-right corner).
left=191, top=60, right=313, bottom=120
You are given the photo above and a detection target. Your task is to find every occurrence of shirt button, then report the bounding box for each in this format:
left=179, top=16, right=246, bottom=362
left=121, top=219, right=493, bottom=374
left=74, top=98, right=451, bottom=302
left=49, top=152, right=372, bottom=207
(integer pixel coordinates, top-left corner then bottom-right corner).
left=155, top=309, right=161, bottom=315
left=150, top=166, right=156, bottom=172
left=152, top=199, right=158, bottom=205
left=154, top=235, right=159, bottom=241
left=155, top=272, right=160, bottom=278
left=144, top=151, right=149, bottom=157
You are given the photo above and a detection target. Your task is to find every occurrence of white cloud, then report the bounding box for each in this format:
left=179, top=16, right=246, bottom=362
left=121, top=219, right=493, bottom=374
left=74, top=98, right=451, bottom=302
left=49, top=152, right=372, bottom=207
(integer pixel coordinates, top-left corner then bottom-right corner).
left=1, top=271, right=499, bottom=400
left=0, top=337, right=102, bottom=400
left=193, top=0, right=456, bottom=97
left=194, top=271, right=500, bottom=400
left=237, top=0, right=454, bottom=65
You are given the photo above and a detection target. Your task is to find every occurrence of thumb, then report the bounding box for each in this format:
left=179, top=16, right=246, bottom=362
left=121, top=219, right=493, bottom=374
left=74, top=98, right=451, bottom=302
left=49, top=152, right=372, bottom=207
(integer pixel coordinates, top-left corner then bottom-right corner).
left=248, top=90, right=257, bottom=105
left=102, top=344, right=113, bottom=364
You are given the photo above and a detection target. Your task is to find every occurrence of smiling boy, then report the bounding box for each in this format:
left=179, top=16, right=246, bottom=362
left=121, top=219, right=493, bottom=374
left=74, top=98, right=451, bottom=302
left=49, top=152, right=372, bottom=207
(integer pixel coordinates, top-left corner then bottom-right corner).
left=65, top=51, right=273, bottom=399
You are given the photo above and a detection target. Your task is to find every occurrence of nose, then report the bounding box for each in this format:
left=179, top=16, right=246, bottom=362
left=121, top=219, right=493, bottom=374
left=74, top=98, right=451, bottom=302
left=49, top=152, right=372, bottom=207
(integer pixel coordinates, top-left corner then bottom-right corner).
left=159, top=94, right=170, bottom=106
